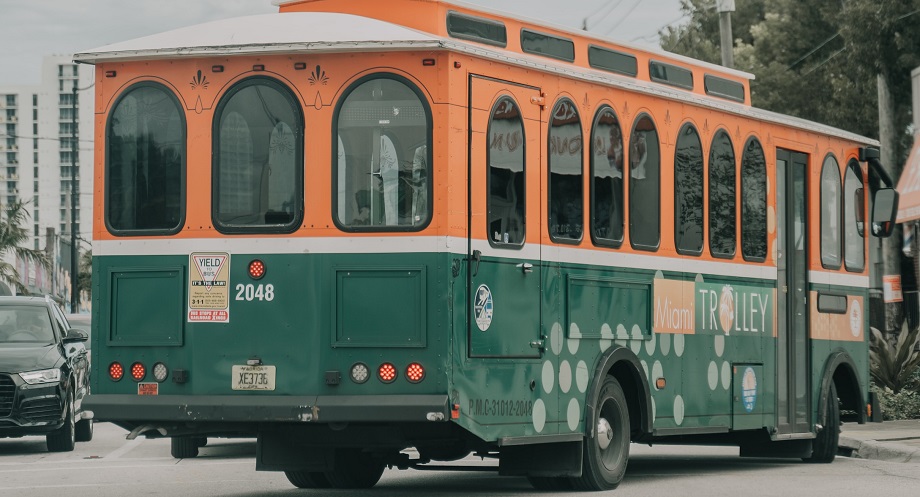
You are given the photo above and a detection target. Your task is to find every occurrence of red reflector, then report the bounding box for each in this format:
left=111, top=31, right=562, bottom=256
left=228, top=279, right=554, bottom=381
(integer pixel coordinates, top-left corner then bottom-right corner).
left=406, top=362, right=425, bottom=383
left=104, top=70, right=117, bottom=78
left=422, top=58, right=436, bottom=66
left=294, top=62, right=307, bottom=70
left=130, top=362, right=146, bottom=382
left=378, top=363, right=397, bottom=383
left=109, top=362, right=124, bottom=381
left=211, top=65, right=224, bottom=73
left=248, top=259, right=266, bottom=279
left=253, top=64, right=265, bottom=71
left=451, top=403, right=460, bottom=419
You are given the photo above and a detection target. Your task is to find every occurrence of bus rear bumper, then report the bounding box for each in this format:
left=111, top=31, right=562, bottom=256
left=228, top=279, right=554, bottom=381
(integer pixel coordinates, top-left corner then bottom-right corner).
left=83, top=394, right=450, bottom=424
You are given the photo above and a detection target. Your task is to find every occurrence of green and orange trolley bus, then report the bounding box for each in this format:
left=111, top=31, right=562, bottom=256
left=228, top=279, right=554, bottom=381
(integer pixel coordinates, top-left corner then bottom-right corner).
left=76, top=0, right=899, bottom=490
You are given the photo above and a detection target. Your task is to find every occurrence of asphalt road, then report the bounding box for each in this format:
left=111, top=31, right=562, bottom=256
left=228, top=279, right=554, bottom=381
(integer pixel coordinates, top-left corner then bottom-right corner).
left=2, top=422, right=920, bottom=496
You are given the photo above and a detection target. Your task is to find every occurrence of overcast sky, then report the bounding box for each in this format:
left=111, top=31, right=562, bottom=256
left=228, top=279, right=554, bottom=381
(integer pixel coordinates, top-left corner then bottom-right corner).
left=0, top=0, right=685, bottom=86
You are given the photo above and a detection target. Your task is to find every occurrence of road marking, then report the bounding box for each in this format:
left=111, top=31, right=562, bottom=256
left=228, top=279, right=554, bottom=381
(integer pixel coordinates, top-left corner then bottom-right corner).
left=103, top=437, right=146, bottom=459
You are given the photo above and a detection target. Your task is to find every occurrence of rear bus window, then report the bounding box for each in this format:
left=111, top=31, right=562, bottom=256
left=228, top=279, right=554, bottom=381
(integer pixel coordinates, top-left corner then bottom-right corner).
left=213, top=77, right=303, bottom=233
left=334, top=75, right=432, bottom=231
left=106, top=82, right=185, bottom=234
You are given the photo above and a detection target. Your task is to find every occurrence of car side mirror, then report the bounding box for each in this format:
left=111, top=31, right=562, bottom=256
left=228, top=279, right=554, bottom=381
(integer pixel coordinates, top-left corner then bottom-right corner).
left=63, top=329, right=88, bottom=343
left=872, top=188, right=899, bottom=238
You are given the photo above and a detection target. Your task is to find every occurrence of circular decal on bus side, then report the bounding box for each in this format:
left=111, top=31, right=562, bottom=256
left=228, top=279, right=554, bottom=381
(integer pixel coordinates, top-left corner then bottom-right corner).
left=849, top=299, right=862, bottom=338
left=742, top=367, right=757, bottom=413
left=474, top=284, right=494, bottom=332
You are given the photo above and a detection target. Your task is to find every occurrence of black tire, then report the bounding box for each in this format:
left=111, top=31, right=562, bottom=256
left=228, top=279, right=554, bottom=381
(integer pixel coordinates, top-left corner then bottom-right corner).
left=805, top=382, right=839, bottom=463
left=570, top=376, right=630, bottom=491
left=171, top=436, right=200, bottom=458
left=527, top=476, right=572, bottom=491
left=75, top=417, right=93, bottom=442
left=285, top=470, right=331, bottom=489
left=47, top=392, right=76, bottom=452
left=194, top=436, right=208, bottom=447
left=323, top=449, right=385, bottom=489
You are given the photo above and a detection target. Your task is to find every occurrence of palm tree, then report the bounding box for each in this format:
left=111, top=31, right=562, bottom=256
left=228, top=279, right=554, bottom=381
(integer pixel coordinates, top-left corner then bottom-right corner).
left=0, top=201, right=50, bottom=295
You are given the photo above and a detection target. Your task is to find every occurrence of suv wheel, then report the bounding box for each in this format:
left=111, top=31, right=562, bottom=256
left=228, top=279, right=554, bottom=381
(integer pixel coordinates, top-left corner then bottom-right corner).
left=47, top=391, right=76, bottom=452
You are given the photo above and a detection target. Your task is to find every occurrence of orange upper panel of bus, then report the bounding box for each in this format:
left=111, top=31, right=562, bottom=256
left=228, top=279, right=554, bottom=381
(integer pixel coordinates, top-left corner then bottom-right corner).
left=275, top=0, right=753, bottom=105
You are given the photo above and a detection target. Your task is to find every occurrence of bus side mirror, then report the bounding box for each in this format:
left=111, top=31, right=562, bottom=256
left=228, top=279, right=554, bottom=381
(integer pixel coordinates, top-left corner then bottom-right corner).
left=871, top=188, right=899, bottom=238
left=854, top=188, right=865, bottom=236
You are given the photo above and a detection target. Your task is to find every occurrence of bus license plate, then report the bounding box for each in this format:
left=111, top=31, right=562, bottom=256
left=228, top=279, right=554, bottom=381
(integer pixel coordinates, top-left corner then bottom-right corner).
left=232, top=365, right=276, bottom=391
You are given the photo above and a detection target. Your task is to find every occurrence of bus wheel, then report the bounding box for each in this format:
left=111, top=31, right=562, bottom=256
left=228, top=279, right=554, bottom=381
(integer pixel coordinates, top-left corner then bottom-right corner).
left=323, top=449, right=385, bottom=488
left=171, top=436, right=199, bottom=458
left=285, top=471, right=331, bottom=488
left=804, top=382, right=839, bottom=463
left=527, top=476, right=572, bottom=491
left=571, top=376, right=630, bottom=491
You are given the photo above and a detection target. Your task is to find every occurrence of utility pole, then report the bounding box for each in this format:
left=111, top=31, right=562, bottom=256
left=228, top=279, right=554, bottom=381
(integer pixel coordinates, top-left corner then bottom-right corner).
left=71, top=79, right=93, bottom=313
left=716, top=0, right=735, bottom=68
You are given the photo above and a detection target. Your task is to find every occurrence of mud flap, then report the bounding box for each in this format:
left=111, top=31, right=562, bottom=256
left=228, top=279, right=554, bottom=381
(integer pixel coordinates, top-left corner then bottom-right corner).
left=499, top=440, right=583, bottom=477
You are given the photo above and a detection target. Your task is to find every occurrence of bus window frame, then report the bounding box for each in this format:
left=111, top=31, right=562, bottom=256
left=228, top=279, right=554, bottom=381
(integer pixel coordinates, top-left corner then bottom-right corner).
left=708, top=128, right=736, bottom=259
left=211, top=76, right=305, bottom=235
left=589, top=104, right=624, bottom=249
left=674, top=121, right=704, bottom=257
left=819, top=153, right=842, bottom=270
left=104, top=80, right=187, bottom=237
left=331, top=73, right=434, bottom=233
left=547, top=96, right=584, bottom=245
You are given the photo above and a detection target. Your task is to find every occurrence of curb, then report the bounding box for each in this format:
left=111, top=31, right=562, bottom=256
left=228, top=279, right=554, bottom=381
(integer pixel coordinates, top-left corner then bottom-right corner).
left=840, top=435, right=920, bottom=463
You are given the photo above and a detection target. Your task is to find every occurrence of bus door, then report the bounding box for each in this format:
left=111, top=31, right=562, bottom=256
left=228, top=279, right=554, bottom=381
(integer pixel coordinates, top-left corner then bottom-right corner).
left=467, top=75, right=543, bottom=358
left=775, top=149, right=811, bottom=435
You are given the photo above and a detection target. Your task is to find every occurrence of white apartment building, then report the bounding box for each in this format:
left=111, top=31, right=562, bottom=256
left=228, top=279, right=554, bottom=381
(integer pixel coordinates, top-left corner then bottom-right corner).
left=0, top=55, right=93, bottom=299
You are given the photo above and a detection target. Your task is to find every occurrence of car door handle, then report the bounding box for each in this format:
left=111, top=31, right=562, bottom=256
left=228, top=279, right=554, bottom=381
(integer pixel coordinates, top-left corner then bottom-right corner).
left=517, top=262, right=534, bottom=274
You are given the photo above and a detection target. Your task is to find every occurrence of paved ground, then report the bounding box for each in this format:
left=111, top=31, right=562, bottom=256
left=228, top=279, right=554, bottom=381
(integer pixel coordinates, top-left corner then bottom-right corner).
left=840, top=419, right=920, bottom=463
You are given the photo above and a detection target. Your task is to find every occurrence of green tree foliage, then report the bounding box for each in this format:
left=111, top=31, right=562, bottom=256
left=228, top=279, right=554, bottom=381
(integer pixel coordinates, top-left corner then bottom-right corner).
left=661, top=0, right=920, bottom=161
left=0, top=201, right=50, bottom=295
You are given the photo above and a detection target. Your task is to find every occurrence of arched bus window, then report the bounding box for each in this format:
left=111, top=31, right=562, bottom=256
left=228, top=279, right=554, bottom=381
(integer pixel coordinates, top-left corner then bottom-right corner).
left=675, top=123, right=703, bottom=255
left=105, top=82, right=185, bottom=234
left=548, top=98, right=583, bottom=243
left=629, top=114, right=660, bottom=250
left=844, top=158, right=865, bottom=271
left=334, top=75, right=432, bottom=231
left=820, top=154, right=842, bottom=269
left=213, top=77, right=303, bottom=233
left=590, top=106, right=624, bottom=247
left=708, top=130, right=735, bottom=258
left=486, top=96, right=526, bottom=246
left=741, top=137, right=766, bottom=261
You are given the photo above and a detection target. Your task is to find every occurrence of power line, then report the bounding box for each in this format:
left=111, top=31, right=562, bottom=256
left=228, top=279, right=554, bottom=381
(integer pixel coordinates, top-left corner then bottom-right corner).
left=607, top=0, right=643, bottom=33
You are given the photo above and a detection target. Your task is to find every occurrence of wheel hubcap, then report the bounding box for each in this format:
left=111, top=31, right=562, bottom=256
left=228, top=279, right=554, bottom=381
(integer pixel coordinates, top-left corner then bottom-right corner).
left=596, top=417, right=613, bottom=450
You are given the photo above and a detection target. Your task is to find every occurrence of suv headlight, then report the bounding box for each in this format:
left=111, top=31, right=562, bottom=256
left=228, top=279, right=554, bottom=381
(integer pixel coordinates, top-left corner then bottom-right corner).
left=19, top=368, right=61, bottom=385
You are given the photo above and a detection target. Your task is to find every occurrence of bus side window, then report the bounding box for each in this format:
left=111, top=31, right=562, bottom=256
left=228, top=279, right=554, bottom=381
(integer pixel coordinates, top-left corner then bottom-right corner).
left=590, top=106, right=624, bottom=247
left=334, top=76, right=432, bottom=231
left=844, top=159, right=865, bottom=271
left=674, top=123, right=703, bottom=255
left=213, top=77, right=303, bottom=233
left=487, top=96, right=526, bottom=246
left=548, top=98, right=583, bottom=243
left=106, top=82, right=185, bottom=234
left=628, top=114, right=660, bottom=250
left=708, top=130, right=735, bottom=258
left=820, top=155, right=841, bottom=269
left=740, top=137, right=766, bottom=261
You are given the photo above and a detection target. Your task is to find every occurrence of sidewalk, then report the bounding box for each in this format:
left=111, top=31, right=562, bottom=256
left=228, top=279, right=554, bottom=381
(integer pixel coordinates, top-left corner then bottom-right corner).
left=840, top=420, right=920, bottom=463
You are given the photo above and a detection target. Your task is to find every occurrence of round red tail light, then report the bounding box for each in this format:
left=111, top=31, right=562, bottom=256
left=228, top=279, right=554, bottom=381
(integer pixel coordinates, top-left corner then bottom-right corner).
left=248, top=259, right=266, bottom=279
left=109, top=362, right=124, bottom=381
left=130, top=362, right=146, bottom=382
left=406, top=362, right=425, bottom=383
left=378, top=363, right=397, bottom=383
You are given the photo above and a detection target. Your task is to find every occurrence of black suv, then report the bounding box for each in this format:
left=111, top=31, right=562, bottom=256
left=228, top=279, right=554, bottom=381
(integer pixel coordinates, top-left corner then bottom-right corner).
left=0, top=296, right=92, bottom=451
